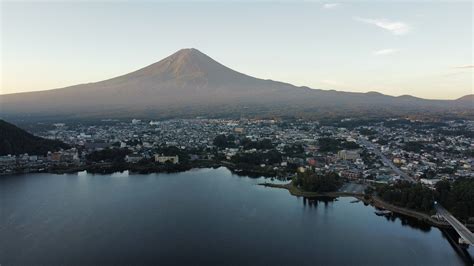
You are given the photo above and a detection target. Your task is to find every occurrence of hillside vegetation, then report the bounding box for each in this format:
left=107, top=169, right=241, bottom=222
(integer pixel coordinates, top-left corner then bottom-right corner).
left=0, top=119, right=69, bottom=156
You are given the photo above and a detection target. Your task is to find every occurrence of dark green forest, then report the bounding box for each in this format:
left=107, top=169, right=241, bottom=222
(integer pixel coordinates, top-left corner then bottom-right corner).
left=86, top=148, right=132, bottom=163
left=376, top=182, right=434, bottom=213
left=0, top=119, right=69, bottom=156
left=376, top=179, right=474, bottom=221
left=293, top=171, right=343, bottom=192
left=318, top=137, right=360, bottom=152
left=435, top=178, right=474, bottom=221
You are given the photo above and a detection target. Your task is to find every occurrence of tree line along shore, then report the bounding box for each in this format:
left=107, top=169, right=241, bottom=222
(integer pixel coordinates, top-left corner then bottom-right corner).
left=260, top=171, right=474, bottom=231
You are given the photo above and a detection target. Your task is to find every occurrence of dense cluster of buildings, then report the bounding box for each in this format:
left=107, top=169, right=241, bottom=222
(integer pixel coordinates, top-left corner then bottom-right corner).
left=1, top=118, right=472, bottom=187
left=0, top=148, right=80, bottom=174
left=356, top=119, right=473, bottom=185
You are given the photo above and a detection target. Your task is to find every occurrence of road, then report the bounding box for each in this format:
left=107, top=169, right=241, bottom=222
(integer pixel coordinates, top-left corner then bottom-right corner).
left=435, top=204, right=474, bottom=245
left=359, top=138, right=415, bottom=183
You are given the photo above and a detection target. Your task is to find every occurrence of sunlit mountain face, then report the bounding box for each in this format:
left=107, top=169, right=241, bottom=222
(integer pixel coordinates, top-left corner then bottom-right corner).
left=1, top=48, right=472, bottom=120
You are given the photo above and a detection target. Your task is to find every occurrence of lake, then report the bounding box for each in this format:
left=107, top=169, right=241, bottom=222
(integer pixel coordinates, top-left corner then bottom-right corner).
left=1, top=167, right=472, bottom=265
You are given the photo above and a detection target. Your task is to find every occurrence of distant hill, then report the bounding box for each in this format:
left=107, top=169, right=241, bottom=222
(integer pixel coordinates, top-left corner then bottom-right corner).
left=0, top=120, right=69, bottom=156
left=0, top=48, right=472, bottom=120
left=456, top=94, right=474, bottom=102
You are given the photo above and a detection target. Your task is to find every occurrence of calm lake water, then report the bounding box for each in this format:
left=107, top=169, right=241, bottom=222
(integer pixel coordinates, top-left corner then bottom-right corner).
left=1, top=167, right=472, bottom=265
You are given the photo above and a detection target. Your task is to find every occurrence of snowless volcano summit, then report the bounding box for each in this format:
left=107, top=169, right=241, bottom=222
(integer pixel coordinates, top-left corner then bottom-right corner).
left=1, top=48, right=471, bottom=119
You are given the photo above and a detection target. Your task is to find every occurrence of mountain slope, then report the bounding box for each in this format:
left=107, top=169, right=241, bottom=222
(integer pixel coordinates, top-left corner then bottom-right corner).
left=0, top=120, right=69, bottom=156
left=0, top=48, right=472, bottom=119
left=456, top=94, right=474, bottom=102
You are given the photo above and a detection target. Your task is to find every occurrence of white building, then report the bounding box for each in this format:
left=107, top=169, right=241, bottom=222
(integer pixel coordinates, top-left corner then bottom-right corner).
left=155, top=154, right=179, bottom=164
left=125, top=154, right=142, bottom=163
left=420, top=178, right=440, bottom=187
left=337, top=150, right=360, bottom=161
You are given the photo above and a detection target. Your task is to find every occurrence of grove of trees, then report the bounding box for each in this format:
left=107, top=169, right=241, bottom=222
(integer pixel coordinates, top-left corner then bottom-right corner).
left=213, top=134, right=236, bottom=148
left=376, top=181, right=434, bottom=213
left=293, top=172, right=343, bottom=192
left=375, top=178, right=474, bottom=221
left=435, top=178, right=474, bottom=221
left=318, top=137, right=360, bottom=152
left=86, top=148, right=132, bottom=163
left=231, top=149, right=282, bottom=166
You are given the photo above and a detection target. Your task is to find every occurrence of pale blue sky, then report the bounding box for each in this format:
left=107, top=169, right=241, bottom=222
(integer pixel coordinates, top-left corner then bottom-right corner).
left=1, top=0, right=472, bottom=99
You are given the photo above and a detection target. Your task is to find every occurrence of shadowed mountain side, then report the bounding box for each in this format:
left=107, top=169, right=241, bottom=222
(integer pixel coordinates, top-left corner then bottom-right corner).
left=1, top=48, right=472, bottom=119
left=456, top=94, right=474, bottom=102
left=0, top=119, right=69, bottom=156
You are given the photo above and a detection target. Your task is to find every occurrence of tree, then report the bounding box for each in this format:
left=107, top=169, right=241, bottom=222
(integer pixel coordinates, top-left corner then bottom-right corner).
left=318, top=137, right=359, bottom=152
left=213, top=134, right=236, bottom=148
left=376, top=181, right=435, bottom=213
left=283, top=144, right=304, bottom=156
left=86, top=148, right=131, bottom=163
left=435, top=178, right=474, bottom=221
left=241, top=138, right=274, bottom=150
left=232, top=149, right=282, bottom=166
left=293, top=172, right=343, bottom=192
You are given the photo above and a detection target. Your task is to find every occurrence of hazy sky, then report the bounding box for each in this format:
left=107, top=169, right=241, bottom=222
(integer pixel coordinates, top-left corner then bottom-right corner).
left=1, top=0, right=472, bottom=99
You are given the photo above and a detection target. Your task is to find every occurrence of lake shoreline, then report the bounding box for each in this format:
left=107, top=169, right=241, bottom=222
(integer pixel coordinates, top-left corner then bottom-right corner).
left=4, top=166, right=471, bottom=232
left=3, top=160, right=289, bottom=179
left=259, top=182, right=461, bottom=230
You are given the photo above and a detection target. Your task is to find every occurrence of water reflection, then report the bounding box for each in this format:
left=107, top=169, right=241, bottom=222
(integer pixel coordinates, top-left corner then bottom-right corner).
left=398, top=215, right=431, bottom=232
left=1, top=169, right=470, bottom=266
left=441, top=229, right=473, bottom=265
left=300, top=195, right=473, bottom=264
left=302, top=196, right=336, bottom=208
left=301, top=196, right=438, bottom=232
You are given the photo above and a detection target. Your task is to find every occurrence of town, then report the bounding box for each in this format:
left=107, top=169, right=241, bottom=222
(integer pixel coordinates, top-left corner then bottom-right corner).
left=1, top=118, right=472, bottom=188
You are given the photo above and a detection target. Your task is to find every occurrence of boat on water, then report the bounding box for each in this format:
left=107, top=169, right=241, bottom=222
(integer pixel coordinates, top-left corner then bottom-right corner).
left=375, top=210, right=392, bottom=216
left=350, top=199, right=360, bottom=203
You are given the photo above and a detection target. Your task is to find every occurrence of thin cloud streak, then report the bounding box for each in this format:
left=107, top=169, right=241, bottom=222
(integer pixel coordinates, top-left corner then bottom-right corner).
left=373, top=49, right=399, bottom=56
left=323, top=3, right=340, bottom=9
left=452, top=65, right=474, bottom=69
left=355, top=17, right=411, bottom=35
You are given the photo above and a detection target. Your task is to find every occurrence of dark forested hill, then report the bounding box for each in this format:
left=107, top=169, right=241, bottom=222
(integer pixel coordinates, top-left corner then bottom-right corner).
left=0, top=120, right=69, bottom=156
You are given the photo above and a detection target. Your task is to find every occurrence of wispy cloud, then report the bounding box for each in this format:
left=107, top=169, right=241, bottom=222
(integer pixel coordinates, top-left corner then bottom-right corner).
left=373, top=49, right=399, bottom=56
left=452, top=65, right=474, bottom=69
left=355, top=17, right=411, bottom=35
left=323, top=3, right=341, bottom=9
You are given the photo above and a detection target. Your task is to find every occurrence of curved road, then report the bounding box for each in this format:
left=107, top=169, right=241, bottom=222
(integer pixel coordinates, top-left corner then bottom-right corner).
left=359, top=138, right=415, bottom=183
